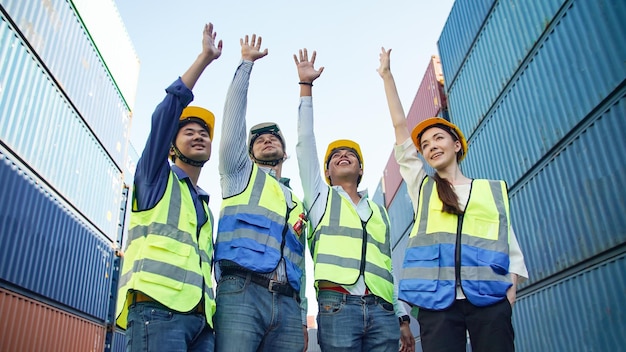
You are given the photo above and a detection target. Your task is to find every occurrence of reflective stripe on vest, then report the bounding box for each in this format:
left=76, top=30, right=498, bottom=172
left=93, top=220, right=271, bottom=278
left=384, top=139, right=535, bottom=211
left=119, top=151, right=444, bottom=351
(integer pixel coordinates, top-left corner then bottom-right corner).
left=311, top=188, right=394, bottom=303
left=115, top=171, right=215, bottom=329
left=399, top=178, right=511, bottom=310
left=216, top=164, right=305, bottom=291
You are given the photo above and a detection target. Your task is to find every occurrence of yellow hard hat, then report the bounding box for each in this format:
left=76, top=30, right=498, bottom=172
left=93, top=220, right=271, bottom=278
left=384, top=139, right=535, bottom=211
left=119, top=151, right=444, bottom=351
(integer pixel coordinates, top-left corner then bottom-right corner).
left=180, top=106, right=215, bottom=140
left=324, top=139, right=364, bottom=185
left=411, top=117, right=467, bottom=161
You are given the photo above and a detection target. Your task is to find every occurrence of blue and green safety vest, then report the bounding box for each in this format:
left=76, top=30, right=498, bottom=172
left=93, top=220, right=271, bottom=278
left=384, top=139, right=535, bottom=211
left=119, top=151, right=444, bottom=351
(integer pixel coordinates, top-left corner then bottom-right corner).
left=215, top=164, right=305, bottom=291
left=399, top=178, right=512, bottom=310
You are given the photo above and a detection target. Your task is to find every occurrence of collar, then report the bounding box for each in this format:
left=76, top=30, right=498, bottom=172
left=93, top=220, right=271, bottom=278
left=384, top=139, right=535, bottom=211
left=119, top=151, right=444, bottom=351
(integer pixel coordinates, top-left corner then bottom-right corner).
left=257, top=165, right=291, bottom=187
left=331, top=185, right=368, bottom=200
left=171, top=165, right=210, bottom=202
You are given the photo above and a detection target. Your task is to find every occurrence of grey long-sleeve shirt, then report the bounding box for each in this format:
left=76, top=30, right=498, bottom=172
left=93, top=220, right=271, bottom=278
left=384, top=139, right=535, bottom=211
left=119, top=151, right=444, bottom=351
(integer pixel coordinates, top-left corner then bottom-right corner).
left=218, top=60, right=307, bottom=325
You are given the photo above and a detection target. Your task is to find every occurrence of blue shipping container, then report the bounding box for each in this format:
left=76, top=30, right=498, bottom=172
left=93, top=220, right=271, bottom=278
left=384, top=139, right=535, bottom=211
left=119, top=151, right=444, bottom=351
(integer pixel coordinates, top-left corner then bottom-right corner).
left=437, top=0, right=496, bottom=91
left=0, top=149, right=116, bottom=321
left=2, top=0, right=131, bottom=169
left=0, top=14, right=123, bottom=239
left=514, top=253, right=626, bottom=351
left=510, top=94, right=626, bottom=284
left=387, top=181, right=415, bottom=248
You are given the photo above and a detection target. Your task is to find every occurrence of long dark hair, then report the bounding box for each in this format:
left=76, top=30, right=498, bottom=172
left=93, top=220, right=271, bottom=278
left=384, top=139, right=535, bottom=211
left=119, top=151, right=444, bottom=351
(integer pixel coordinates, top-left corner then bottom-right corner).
left=433, top=173, right=464, bottom=215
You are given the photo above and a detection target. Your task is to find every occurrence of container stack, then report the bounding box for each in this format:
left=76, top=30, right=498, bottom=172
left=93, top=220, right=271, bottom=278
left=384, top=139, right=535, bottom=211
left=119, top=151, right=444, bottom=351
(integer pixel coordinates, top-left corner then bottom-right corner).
left=0, top=0, right=139, bottom=351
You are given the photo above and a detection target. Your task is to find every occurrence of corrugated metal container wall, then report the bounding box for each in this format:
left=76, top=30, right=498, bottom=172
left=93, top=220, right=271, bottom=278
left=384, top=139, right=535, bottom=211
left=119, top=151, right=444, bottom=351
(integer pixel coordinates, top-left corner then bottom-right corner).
left=384, top=56, right=446, bottom=207
left=443, top=0, right=567, bottom=137
left=109, top=329, right=126, bottom=352
left=514, top=254, right=626, bottom=351
left=0, top=150, right=115, bottom=321
left=2, top=0, right=131, bottom=169
left=383, top=152, right=402, bottom=208
left=387, top=181, right=415, bottom=248
left=510, top=96, right=626, bottom=283
left=372, top=177, right=385, bottom=207
left=437, top=0, right=496, bottom=90
left=124, top=141, right=139, bottom=185
left=457, top=0, right=626, bottom=185
left=406, top=55, right=446, bottom=129
left=72, top=0, right=141, bottom=110
left=0, top=14, right=122, bottom=240
left=0, top=288, right=106, bottom=352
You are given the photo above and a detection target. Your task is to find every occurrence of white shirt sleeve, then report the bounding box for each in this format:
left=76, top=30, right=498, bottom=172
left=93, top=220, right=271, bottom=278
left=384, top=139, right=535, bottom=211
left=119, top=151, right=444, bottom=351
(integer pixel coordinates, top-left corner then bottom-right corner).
left=508, top=225, right=529, bottom=283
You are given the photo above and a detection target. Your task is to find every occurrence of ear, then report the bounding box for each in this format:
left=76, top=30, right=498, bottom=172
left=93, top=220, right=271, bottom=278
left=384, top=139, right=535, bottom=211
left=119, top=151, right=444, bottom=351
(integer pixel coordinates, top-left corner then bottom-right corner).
left=454, top=140, right=462, bottom=153
left=325, top=168, right=330, bottom=179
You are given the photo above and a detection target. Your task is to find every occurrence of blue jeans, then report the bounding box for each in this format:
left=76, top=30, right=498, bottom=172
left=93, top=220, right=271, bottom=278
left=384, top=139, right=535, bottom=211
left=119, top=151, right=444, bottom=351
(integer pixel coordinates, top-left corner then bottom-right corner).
left=214, top=273, right=304, bottom=352
left=317, top=290, right=399, bottom=352
left=126, top=301, right=214, bottom=352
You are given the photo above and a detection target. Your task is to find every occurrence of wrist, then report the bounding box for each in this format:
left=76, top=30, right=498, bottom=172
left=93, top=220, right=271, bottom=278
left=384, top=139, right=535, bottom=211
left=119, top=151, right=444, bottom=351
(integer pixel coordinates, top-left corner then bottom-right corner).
left=399, top=314, right=410, bottom=325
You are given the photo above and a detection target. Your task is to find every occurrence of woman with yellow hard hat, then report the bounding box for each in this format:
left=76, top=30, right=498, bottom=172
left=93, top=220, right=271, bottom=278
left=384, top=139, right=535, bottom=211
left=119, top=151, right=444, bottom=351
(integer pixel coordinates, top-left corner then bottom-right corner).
left=377, top=47, right=528, bottom=352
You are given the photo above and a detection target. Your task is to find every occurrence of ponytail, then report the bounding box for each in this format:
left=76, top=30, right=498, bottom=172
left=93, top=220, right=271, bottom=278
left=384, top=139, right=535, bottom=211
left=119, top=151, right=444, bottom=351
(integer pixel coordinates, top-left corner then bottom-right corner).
left=433, top=173, right=464, bottom=215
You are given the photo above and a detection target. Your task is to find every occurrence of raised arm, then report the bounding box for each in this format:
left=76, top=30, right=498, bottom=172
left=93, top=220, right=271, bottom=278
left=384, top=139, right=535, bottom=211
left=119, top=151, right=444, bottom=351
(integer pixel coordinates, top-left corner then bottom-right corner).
left=377, top=47, right=410, bottom=145
left=181, top=23, right=222, bottom=90
left=134, top=23, right=220, bottom=210
left=294, top=49, right=326, bottom=211
left=219, top=34, right=268, bottom=193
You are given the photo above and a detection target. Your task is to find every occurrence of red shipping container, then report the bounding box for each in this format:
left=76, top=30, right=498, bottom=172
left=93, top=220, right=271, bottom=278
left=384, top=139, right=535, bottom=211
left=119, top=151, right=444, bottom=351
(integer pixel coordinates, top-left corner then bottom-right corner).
left=0, top=288, right=106, bottom=352
left=384, top=55, right=447, bottom=207
left=406, top=55, right=447, bottom=130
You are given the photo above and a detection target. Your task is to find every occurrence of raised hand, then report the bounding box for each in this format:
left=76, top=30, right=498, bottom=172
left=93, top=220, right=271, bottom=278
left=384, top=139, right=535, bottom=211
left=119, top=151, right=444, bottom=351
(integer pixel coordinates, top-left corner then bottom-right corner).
left=293, top=48, right=324, bottom=83
left=202, top=22, right=222, bottom=61
left=241, top=34, right=268, bottom=62
left=377, top=47, right=392, bottom=78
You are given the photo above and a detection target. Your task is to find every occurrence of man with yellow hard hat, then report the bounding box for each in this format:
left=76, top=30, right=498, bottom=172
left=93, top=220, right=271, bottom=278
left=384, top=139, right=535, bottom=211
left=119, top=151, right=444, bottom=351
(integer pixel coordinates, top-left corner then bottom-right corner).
left=116, top=23, right=221, bottom=352
left=294, top=48, right=415, bottom=352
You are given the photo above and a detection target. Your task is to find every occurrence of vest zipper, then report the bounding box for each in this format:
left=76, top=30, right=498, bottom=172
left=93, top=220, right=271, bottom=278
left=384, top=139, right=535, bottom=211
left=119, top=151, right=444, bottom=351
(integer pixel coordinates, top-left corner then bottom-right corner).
left=455, top=214, right=464, bottom=294
left=359, top=220, right=367, bottom=276
left=278, top=200, right=296, bottom=271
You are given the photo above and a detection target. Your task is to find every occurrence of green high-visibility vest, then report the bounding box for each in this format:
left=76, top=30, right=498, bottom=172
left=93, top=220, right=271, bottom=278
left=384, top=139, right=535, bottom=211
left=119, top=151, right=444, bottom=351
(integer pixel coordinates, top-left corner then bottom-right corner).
left=310, top=188, right=394, bottom=303
left=116, top=171, right=215, bottom=328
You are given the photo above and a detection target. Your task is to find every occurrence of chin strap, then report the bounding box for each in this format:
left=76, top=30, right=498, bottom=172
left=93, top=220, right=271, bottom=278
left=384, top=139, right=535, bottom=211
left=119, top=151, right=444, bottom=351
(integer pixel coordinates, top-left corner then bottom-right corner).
left=171, top=144, right=207, bottom=167
left=252, top=157, right=283, bottom=167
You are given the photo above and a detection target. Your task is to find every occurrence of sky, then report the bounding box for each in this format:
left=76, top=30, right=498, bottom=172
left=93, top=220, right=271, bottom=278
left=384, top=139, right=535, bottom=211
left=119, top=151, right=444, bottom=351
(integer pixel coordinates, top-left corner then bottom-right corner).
left=114, top=0, right=455, bottom=316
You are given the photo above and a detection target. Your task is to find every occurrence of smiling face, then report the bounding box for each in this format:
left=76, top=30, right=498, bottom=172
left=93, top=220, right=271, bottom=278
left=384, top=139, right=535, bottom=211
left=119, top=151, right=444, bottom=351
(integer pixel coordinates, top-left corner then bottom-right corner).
left=250, top=132, right=285, bottom=162
left=171, top=121, right=212, bottom=162
left=325, top=147, right=363, bottom=185
left=419, top=126, right=461, bottom=170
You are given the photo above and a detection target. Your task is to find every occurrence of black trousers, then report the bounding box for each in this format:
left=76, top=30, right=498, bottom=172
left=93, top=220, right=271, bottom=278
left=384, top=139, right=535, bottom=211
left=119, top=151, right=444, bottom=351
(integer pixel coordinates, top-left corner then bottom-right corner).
left=417, top=298, right=514, bottom=352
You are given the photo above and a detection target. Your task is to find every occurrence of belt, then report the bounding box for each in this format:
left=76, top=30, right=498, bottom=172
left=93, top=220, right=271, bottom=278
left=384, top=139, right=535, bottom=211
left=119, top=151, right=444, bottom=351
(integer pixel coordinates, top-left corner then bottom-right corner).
left=131, top=291, right=204, bottom=314
left=222, top=269, right=300, bottom=303
left=318, top=290, right=388, bottom=306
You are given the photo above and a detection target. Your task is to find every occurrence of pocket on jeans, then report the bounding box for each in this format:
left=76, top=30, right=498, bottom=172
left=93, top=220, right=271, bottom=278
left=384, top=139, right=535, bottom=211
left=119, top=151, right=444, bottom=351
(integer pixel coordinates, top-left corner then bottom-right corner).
left=318, top=296, right=343, bottom=315
left=377, top=301, right=394, bottom=313
left=216, top=274, right=246, bottom=295
left=143, top=303, right=174, bottom=322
